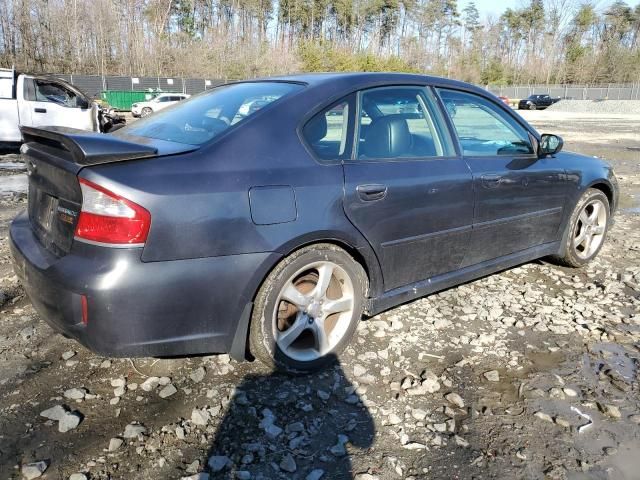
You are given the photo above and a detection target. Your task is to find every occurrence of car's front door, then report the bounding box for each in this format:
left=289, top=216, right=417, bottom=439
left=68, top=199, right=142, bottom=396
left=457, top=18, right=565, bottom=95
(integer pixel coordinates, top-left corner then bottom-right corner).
left=20, top=78, right=96, bottom=131
left=341, top=86, right=474, bottom=291
left=437, top=88, right=567, bottom=267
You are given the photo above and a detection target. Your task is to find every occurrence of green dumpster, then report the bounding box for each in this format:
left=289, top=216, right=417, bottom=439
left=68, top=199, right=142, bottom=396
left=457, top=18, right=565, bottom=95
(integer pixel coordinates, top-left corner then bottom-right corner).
left=101, top=91, right=154, bottom=111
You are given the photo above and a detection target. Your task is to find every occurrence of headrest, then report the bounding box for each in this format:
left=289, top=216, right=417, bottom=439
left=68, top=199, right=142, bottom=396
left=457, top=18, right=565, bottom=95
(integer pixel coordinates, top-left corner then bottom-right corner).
left=362, top=115, right=411, bottom=158
left=305, top=115, right=327, bottom=144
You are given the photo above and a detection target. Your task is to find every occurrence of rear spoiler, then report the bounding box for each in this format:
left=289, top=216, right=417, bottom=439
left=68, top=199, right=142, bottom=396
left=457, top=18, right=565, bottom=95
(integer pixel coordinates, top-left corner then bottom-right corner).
left=20, top=126, right=158, bottom=166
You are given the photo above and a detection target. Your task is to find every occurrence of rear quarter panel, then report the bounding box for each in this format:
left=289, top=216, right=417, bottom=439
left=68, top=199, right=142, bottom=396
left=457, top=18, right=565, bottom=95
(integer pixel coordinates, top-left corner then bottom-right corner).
left=81, top=86, right=383, bottom=291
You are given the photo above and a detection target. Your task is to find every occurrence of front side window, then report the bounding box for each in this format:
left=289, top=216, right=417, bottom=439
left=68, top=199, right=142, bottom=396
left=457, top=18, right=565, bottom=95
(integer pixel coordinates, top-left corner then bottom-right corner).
left=302, top=96, right=354, bottom=161
left=34, top=80, right=80, bottom=108
left=117, top=81, right=303, bottom=145
left=357, top=87, right=450, bottom=160
left=438, top=89, right=534, bottom=156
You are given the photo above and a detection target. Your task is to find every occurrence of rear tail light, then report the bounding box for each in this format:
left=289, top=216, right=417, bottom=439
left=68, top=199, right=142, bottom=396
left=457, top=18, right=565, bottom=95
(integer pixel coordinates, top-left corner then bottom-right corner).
left=81, top=295, right=89, bottom=325
left=75, top=178, right=151, bottom=245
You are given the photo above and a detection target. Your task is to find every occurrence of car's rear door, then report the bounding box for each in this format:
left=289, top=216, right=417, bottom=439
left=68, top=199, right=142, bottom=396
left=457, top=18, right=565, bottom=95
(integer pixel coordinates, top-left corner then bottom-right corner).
left=341, top=85, right=474, bottom=292
left=436, top=88, right=567, bottom=267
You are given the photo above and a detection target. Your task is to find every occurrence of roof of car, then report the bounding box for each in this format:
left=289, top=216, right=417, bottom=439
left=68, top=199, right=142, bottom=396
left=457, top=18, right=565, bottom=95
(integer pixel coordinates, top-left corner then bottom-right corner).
left=254, top=72, right=480, bottom=91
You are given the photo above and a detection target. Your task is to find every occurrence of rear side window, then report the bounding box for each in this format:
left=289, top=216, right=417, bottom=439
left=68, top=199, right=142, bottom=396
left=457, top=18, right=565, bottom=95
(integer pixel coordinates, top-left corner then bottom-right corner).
left=357, top=87, right=452, bottom=160
left=117, top=82, right=303, bottom=145
left=302, top=96, right=355, bottom=161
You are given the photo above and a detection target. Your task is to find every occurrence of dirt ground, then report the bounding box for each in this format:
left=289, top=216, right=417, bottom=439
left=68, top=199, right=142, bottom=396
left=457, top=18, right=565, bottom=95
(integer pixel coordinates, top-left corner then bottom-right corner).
left=0, top=110, right=638, bottom=480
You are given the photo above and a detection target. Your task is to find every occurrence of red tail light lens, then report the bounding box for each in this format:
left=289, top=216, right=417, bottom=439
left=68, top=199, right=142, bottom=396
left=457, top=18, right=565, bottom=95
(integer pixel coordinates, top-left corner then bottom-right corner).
left=75, top=178, right=151, bottom=245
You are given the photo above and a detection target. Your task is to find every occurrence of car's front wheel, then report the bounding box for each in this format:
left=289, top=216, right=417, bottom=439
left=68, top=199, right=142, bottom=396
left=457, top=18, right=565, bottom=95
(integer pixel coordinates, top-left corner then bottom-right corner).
left=555, top=188, right=610, bottom=267
left=249, top=244, right=367, bottom=373
left=529, top=102, right=537, bottom=110
left=141, top=107, right=153, bottom=117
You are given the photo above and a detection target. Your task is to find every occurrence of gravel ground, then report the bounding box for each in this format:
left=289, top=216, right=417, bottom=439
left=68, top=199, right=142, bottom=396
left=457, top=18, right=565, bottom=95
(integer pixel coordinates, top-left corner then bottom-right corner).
left=546, top=100, right=640, bottom=115
left=0, top=112, right=639, bottom=480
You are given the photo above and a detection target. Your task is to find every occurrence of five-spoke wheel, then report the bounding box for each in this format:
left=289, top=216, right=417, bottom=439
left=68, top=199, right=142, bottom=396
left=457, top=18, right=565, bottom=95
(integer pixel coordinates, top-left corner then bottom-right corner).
left=249, top=244, right=366, bottom=372
left=555, top=188, right=610, bottom=267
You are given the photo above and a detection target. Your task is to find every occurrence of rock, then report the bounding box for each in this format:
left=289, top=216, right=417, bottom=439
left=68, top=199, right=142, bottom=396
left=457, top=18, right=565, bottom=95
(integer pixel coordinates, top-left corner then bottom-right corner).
left=190, top=367, right=206, bottom=383
left=236, top=472, right=251, bottom=480
left=114, top=386, right=126, bottom=397
left=603, top=404, right=621, bottom=419
left=306, top=469, right=325, bottom=480
left=604, top=447, right=618, bottom=456
left=330, top=435, right=349, bottom=456
left=40, top=405, right=67, bottom=421
left=445, top=392, right=465, bottom=408
left=159, top=376, right=171, bottom=385
left=69, top=474, right=88, bottom=480
left=563, top=387, right=578, bottom=397
left=421, top=371, right=441, bottom=393
left=141, top=377, right=160, bottom=391
left=123, top=423, right=146, bottom=438
left=21, top=461, right=48, bottom=479
left=19, top=326, right=35, bottom=341
left=628, top=414, right=640, bottom=424
left=317, top=390, right=330, bottom=401
left=159, top=384, right=177, bottom=398
left=454, top=435, right=469, bottom=447
left=64, top=388, right=87, bottom=400
left=181, top=475, right=210, bottom=480
left=353, top=364, right=367, bottom=377
left=208, top=455, right=230, bottom=472
left=534, top=411, right=554, bottom=423
left=58, top=411, right=82, bottom=432
left=111, top=377, right=126, bottom=388
left=483, top=370, right=500, bottom=382
left=108, top=437, right=124, bottom=451
left=191, top=408, right=210, bottom=426
left=265, top=424, right=283, bottom=439
left=387, top=413, right=403, bottom=425
left=354, top=474, right=378, bottom=480
left=61, top=350, right=76, bottom=360
left=279, top=453, right=297, bottom=473
left=555, top=417, right=571, bottom=428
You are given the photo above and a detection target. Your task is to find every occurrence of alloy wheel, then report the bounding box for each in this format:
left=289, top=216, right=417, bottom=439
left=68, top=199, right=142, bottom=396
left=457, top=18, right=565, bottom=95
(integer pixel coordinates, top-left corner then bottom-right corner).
left=273, top=261, right=354, bottom=362
left=573, top=198, right=607, bottom=259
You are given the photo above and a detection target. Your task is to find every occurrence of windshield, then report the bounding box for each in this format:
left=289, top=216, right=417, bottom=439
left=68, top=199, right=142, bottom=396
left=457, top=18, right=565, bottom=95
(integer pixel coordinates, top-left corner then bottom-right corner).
left=116, top=82, right=303, bottom=145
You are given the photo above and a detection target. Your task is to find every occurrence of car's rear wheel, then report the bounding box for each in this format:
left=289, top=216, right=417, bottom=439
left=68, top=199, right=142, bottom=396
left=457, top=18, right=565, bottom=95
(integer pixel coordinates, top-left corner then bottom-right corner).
left=554, top=188, right=610, bottom=267
left=141, top=107, right=153, bottom=117
left=249, top=244, right=367, bottom=373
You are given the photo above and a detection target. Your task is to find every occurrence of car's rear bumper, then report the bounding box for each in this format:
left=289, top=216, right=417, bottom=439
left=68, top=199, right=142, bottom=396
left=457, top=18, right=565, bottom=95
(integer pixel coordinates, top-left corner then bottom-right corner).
left=10, top=211, right=279, bottom=357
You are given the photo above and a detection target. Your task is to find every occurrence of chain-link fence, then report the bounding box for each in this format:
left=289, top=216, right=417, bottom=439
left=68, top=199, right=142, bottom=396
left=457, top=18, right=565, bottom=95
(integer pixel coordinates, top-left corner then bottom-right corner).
left=52, top=74, right=225, bottom=98
left=487, top=83, right=640, bottom=101
left=50, top=73, right=640, bottom=102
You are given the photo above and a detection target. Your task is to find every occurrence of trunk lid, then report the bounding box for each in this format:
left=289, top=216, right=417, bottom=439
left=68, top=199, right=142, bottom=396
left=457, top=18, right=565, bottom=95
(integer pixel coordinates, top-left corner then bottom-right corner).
left=20, top=126, right=196, bottom=256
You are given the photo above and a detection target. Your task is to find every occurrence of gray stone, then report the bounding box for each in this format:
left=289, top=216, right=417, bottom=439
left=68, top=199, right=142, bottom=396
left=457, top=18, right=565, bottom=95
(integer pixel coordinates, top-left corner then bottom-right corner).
left=141, top=377, right=160, bottom=392
left=190, top=367, right=206, bottom=383
left=68, top=474, right=88, bottom=480
left=123, top=423, right=147, bottom=438
left=279, top=453, right=297, bottom=473
left=306, top=469, right=325, bottom=480
left=58, top=411, right=82, bottom=433
left=108, top=437, right=124, bottom=451
left=191, top=408, right=210, bottom=426
left=483, top=370, right=500, bottom=382
left=445, top=392, right=465, bottom=408
left=208, top=455, right=230, bottom=472
left=64, top=388, right=87, bottom=400
left=21, top=461, right=48, bottom=479
left=159, top=384, right=177, bottom=398
left=61, top=350, right=76, bottom=360
left=40, top=405, right=67, bottom=421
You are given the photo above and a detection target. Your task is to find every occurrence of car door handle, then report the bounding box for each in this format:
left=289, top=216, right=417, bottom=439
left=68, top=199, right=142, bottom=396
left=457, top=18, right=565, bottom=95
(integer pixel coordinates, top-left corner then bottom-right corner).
left=356, top=184, right=387, bottom=201
left=34, top=108, right=47, bottom=113
left=481, top=174, right=504, bottom=188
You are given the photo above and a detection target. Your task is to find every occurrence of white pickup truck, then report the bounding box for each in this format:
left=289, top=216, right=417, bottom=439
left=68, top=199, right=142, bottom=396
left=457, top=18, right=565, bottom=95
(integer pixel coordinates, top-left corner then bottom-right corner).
left=0, top=68, right=102, bottom=144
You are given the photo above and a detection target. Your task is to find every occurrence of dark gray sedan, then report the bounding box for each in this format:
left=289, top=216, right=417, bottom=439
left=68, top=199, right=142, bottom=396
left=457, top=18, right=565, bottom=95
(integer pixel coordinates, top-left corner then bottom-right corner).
left=10, top=73, right=618, bottom=372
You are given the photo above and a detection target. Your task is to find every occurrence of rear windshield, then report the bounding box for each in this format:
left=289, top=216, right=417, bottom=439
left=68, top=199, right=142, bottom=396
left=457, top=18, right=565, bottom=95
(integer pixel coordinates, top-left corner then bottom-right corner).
left=115, top=82, right=303, bottom=145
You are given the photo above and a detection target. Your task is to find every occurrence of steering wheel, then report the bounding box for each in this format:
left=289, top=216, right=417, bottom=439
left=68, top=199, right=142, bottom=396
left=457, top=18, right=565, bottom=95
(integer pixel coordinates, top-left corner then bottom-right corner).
left=201, top=117, right=230, bottom=134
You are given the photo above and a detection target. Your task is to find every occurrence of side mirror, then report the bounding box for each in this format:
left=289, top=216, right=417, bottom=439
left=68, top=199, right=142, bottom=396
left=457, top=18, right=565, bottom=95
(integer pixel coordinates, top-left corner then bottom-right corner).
left=539, top=133, right=563, bottom=157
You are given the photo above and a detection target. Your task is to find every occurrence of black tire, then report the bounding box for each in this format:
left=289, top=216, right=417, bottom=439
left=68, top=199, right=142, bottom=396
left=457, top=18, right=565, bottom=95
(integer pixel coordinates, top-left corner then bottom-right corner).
left=249, top=244, right=367, bottom=373
left=552, top=188, right=610, bottom=268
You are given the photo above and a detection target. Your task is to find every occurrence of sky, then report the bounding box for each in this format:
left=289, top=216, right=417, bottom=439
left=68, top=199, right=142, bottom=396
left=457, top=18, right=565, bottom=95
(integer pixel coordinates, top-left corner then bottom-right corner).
left=459, top=0, right=640, bottom=17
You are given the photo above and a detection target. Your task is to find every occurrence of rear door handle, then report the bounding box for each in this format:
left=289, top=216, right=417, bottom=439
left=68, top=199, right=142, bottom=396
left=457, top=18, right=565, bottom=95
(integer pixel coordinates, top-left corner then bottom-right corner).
left=34, top=108, right=47, bottom=113
left=356, top=184, right=387, bottom=201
